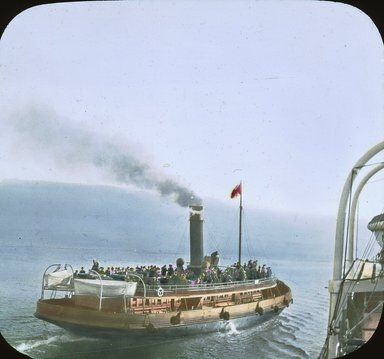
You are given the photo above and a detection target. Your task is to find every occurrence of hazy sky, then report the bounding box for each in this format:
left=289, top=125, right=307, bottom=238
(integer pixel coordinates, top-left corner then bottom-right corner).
left=0, top=0, right=383, bottom=218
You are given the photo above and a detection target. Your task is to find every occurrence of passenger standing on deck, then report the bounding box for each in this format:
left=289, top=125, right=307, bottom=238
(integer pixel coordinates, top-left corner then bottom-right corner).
left=256, top=265, right=261, bottom=279
left=261, top=265, right=266, bottom=278
left=161, top=265, right=167, bottom=277
left=168, top=264, right=174, bottom=276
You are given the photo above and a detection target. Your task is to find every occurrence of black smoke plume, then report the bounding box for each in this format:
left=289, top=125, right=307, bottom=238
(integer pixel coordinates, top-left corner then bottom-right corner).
left=7, top=106, right=201, bottom=207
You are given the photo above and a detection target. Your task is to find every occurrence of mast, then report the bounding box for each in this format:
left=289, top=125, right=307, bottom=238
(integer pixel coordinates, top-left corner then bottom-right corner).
left=238, top=188, right=243, bottom=265
left=231, top=181, right=243, bottom=265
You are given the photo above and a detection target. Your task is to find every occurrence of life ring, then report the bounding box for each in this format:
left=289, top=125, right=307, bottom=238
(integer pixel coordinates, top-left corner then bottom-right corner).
left=157, top=287, right=164, bottom=297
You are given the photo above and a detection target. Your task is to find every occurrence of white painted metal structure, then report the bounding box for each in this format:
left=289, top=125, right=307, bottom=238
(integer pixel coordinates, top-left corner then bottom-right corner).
left=323, top=141, right=384, bottom=358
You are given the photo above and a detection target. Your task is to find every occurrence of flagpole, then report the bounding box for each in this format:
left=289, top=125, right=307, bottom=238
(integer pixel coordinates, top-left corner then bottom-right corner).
left=238, top=182, right=243, bottom=266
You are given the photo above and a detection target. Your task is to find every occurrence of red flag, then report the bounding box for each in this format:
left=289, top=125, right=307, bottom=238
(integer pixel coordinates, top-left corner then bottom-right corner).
left=230, top=183, right=242, bottom=198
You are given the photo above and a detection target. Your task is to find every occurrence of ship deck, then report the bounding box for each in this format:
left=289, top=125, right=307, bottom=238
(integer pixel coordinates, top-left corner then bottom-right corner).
left=136, top=277, right=277, bottom=297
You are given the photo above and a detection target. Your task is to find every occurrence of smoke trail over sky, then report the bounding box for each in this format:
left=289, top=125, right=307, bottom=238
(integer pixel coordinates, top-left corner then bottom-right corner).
left=6, top=106, right=201, bottom=207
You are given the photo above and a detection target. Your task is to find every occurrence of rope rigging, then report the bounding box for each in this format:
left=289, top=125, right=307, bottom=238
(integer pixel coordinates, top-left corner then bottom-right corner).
left=204, top=219, right=225, bottom=258
left=242, top=209, right=267, bottom=261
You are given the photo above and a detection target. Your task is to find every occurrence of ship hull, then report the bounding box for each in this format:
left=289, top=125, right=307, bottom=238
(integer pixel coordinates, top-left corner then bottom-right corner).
left=35, top=297, right=287, bottom=338
left=35, top=276, right=292, bottom=338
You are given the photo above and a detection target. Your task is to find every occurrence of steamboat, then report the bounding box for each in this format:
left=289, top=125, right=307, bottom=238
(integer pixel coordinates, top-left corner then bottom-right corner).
left=34, top=185, right=292, bottom=336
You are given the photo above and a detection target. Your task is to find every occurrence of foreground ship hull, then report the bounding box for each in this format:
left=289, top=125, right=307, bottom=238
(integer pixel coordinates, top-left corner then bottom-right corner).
left=318, top=141, right=384, bottom=358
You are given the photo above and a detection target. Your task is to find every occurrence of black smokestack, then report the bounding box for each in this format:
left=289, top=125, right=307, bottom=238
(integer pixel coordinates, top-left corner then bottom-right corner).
left=189, top=204, right=204, bottom=275
left=7, top=106, right=202, bottom=207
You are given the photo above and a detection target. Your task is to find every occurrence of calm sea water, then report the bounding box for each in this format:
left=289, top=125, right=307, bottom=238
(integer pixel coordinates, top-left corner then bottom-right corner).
left=0, top=182, right=333, bottom=358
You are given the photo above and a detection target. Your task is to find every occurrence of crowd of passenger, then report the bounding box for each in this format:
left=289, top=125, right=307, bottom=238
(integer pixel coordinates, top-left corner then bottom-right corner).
left=74, top=255, right=273, bottom=286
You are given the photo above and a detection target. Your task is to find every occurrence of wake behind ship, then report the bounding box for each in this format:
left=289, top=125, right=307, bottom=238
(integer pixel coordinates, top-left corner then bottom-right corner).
left=35, top=190, right=292, bottom=336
